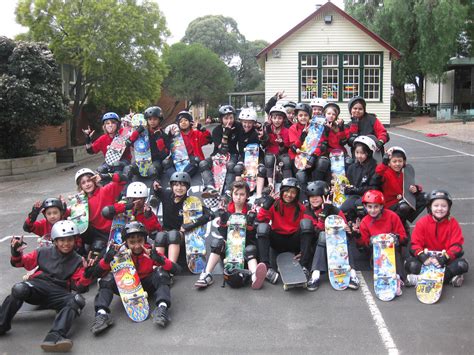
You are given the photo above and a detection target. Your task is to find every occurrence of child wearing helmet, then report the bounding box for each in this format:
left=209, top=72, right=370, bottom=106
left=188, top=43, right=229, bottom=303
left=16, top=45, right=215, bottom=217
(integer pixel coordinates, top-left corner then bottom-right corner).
left=301, top=181, right=360, bottom=291
left=375, top=146, right=426, bottom=224
left=23, top=197, right=70, bottom=239
left=288, top=102, right=312, bottom=162
left=340, top=135, right=380, bottom=222
left=1, top=220, right=95, bottom=351
left=353, top=190, right=407, bottom=296
left=319, top=102, right=349, bottom=156
left=194, top=181, right=267, bottom=289
left=91, top=221, right=180, bottom=334
left=255, top=178, right=306, bottom=284
left=310, top=97, right=327, bottom=117
left=404, top=190, right=468, bottom=287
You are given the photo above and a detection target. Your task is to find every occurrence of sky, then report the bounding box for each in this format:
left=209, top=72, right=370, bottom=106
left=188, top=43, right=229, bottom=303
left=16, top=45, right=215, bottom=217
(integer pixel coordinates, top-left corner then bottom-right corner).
left=0, top=0, right=345, bottom=44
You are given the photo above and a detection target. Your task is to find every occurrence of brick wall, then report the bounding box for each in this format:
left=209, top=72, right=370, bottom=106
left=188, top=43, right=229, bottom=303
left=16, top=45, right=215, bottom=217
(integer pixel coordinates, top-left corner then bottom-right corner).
left=34, top=123, right=68, bottom=151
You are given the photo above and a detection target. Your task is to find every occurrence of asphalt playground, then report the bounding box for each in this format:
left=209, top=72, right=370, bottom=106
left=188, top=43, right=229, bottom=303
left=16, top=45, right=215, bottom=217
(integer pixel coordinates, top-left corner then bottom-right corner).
left=0, top=126, right=472, bottom=354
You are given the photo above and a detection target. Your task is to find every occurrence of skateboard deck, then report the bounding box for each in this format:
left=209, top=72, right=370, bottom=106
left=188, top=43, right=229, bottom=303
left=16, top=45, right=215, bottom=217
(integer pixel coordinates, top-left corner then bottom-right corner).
left=416, top=250, right=445, bottom=304
left=294, top=116, right=325, bottom=170
left=366, top=135, right=383, bottom=163
left=329, top=149, right=349, bottom=208
left=243, top=143, right=259, bottom=192
left=168, top=124, right=190, bottom=172
left=131, top=113, right=152, bottom=177
left=183, top=196, right=207, bottom=274
left=403, top=164, right=417, bottom=210
left=107, top=203, right=132, bottom=250
left=325, top=215, right=351, bottom=290
left=110, top=250, right=150, bottom=322
left=371, top=234, right=397, bottom=301
left=211, top=152, right=230, bottom=193
left=276, top=252, right=307, bottom=290
left=224, top=213, right=246, bottom=269
left=68, top=193, right=89, bottom=234
left=105, top=124, right=133, bottom=166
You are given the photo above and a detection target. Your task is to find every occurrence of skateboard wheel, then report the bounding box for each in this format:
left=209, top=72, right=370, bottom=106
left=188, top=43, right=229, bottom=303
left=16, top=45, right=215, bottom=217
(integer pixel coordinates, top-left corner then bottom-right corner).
left=283, top=284, right=289, bottom=291
left=303, top=282, right=308, bottom=288
left=143, top=292, right=148, bottom=298
left=122, top=296, right=129, bottom=303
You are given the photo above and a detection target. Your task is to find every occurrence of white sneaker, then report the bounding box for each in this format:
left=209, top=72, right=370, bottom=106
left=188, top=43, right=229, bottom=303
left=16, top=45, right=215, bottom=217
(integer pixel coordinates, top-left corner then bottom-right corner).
left=405, top=274, right=418, bottom=287
left=194, top=273, right=213, bottom=288
left=450, top=275, right=464, bottom=287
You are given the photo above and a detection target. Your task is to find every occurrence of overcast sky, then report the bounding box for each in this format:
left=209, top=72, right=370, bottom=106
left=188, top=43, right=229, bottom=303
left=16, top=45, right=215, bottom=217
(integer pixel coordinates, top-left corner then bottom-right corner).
left=1, top=0, right=345, bottom=44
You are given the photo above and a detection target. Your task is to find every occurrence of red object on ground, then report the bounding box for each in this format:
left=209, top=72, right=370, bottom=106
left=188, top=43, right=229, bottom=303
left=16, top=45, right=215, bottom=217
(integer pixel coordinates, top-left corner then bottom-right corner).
left=425, top=133, right=448, bottom=137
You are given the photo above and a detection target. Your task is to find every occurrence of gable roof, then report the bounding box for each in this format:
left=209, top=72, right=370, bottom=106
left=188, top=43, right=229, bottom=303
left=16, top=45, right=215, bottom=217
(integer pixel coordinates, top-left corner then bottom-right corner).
left=256, top=2, right=401, bottom=60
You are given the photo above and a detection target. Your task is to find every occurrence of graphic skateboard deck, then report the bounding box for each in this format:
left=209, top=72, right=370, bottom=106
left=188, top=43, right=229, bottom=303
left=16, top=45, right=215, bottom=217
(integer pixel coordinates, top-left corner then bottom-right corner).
left=105, top=124, right=133, bottom=166
left=325, top=215, right=351, bottom=290
left=329, top=149, right=349, bottom=208
left=110, top=250, right=150, bottom=322
left=243, top=143, right=259, bottom=192
left=416, top=250, right=445, bottom=304
left=131, top=113, right=152, bottom=177
left=403, top=164, right=417, bottom=210
left=276, top=252, right=307, bottom=290
left=294, top=116, right=325, bottom=170
left=371, top=234, right=397, bottom=301
left=68, top=193, right=89, bottom=234
left=211, top=152, right=230, bottom=193
left=107, top=202, right=132, bottom=250
left=183, top=196, right=207, bottom=274
left=224, top=213, right=246, bottom=269
left=168, top=124, right=190, bottom=172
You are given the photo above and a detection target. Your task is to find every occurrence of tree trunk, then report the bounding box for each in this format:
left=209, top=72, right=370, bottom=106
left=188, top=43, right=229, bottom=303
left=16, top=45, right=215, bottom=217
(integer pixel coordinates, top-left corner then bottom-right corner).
left=392, top=83, right=411, bottom=111
left=414, top=74, right=424, bottom=107
left=70, top=70, right=88, bottom=146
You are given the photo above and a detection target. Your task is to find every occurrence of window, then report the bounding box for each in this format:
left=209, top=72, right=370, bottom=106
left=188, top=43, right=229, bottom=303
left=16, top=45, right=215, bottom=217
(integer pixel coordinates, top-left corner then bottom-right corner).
left=300, top=54, right=318, bottom=100
left=343, top=54, right=360, bottom=99
left=363, top=54, right=381, bottom=100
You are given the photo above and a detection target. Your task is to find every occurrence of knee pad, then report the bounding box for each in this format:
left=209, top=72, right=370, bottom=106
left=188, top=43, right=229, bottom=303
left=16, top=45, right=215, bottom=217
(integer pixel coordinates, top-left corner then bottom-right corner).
left=162, top=158, right=173, bottom=170
left=67, top=293, right=86, bottom=315
left=244, top=244, right=258, bottom=262
left=233, top=162, right=244, bottom=176
left=155, top=231, right=168, bottom=247
left=199, top=159, right=212, bottom=172
left=316, top=156, right=330, bottom=173
left=354, top=198, right=366, bottom=218
left=295, top=170, right=307, bottom=186
left=97, top=164, right=109, bottom=174
left=91, top=239, right=106, bottom=255
left=451, top=259, right=469, bottom=274
left=210, top=237, right=226, bottom=255
left=257, top=164, right=266, bottom=178
left=98, top=273, right=115, bottom=288
left=317, top=232, right=326, bottom=246
left=397, top=201, right=412, bottom=218
left=167, top=230, right=181, bottom=245
left=184, top=162, right=198, bottom=177
left=11, top=282, right=32, bottom=300
left=264, top=154, right=276, bottom=169
left=299, top=218, right=314, bottom=234
left=256, top=223, right=271, bottom=239
left=155, top=268, right=171, bottom=286
left=226, top=160, right=236, bottom=171
left=280, top=155, right=291, bottom=169
left=405, top=259, right=422, bottom=274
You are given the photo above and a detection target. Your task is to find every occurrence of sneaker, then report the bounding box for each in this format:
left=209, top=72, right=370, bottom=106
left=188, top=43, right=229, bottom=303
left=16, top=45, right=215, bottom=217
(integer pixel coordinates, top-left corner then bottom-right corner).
left=194, top=273, right=213, bottom=288
left=348, top=275, right=360, bottom=290
left=152, top=305, right=170, bottom=328
left=450, top=275, right=464, bottom=287
left=40, top=332, right=73, bottom=352
left=265, top=268, right=279, bottom=284
left=307, top=277, right=320, bottom=291
left=251, top=263, right=267, bottom=290
left=405, top=274, right=418, bottom=287
left=396, top=275, right=404, bottom=297
left=90, top=312, right=113, bottom=335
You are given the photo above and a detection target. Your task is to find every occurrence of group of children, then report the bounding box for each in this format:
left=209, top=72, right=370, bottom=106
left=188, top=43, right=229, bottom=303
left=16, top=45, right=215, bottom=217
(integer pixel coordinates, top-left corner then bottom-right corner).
left=0, top=95, right=468, bottom=352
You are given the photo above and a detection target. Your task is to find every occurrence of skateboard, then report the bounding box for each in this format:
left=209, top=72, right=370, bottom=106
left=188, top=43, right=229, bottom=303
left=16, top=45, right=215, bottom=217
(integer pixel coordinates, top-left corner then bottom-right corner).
left=371, top=234, right=397, bottom=301
left=183, top=196, right=207, bottom=274
left=403, top=164, right=417, bottom=210
left=325, top=215, right=351, bottom=290
left=211, top=152, right=230, bottom=193
left=105, top=123, right=133, bottom=166
left=276, top=252, right=307, bottom=291
left=110, top=249, right=150, bottom=322
left=68, top=193, right=89, bottom=234
left=224, top=213, right=247, bottom=269
left=294, top=116, right=325, bottom=170
left=329, top=149, right=350, bottom=208
left=131, top=113, right=152, bottom=177
left=107, top=202, right=132, bottom=250
left=243, top=143, right=259, bottom=192
left=416, top=250, right=445, bottom=304
left=168, top=124, right=190, bottom=172
left=367, top=135, right=383, bottom=163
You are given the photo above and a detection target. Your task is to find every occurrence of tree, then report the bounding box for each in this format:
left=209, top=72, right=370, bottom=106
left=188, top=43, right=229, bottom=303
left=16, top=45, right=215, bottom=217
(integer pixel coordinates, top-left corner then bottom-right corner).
left=0, top=36, right=69, bottom=158
left=162, top=43, right=233, bottom=114
left=233, top=40, right=268, bottom=91
left=16, top=0, right=169, bottom=145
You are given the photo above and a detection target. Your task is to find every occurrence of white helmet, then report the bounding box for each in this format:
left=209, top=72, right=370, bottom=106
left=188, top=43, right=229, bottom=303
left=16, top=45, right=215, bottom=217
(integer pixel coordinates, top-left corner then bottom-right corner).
left=269, top=104, right=288, bottom=118
left=52, top=220, right=79, bottom=240
left=239, top=108, right=257, bottom=121
left=310, top=98, right=327, bottom=108
left=75, top=168, right=95, bottom=185
left=126, top=182, right=148, bottom=198
left=353, top=135, right=377, bottom=153
left=389, top=146, right=407, bottom=159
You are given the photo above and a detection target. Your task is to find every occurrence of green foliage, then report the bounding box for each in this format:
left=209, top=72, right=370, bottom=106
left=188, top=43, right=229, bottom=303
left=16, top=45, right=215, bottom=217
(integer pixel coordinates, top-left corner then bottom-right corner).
left=0, top=36, right=69, bottom=158
left=233, top=40, right=268, bottom=91
left=163, top=43, right=233, bottom=108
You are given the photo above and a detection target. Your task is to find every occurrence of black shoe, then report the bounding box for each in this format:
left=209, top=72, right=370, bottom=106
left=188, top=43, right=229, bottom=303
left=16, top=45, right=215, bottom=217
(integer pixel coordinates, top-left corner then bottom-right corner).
left=307, top=278, right=320, bottom=292
left=90, top=313, right=113, bottom=335
left=40, top=332, right=73, bottom=352
left=0, top=324, right=11, bottom=336
left=152, top=305, right=170, bottom=328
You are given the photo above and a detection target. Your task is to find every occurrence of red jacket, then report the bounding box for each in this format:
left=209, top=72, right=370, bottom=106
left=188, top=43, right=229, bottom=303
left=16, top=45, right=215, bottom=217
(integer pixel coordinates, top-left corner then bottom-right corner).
left=304, top=206, right=346, bottom=231
left=411, top=215, right=464, bottom=261
left=257, top=199, right=305, bottom=235
left=24, top=208, right=71, bottom=236
left=220, top=202, right=255, bottom=232
left=181, top=128, right=211, bottom=160
left=91, top=129, right=132, bottom=161
left=99, top=249, right=173, bottom=280
left=359, top=209, right=406, bottom=247
left=320, top=124, right=348, bottom=155
left=266, top=125, right=290, bottom=155
left=288, top=123, right=306, bottom=159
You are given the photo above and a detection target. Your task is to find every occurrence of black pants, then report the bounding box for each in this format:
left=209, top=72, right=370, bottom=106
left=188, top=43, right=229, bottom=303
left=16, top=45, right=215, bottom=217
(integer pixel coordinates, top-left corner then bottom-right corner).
left=94, top=268, right=171, bottom=313
left=389, top=192, right=426, bottom=223
left=81, top=226, right=108, bottom=256
left=257, top=230, right=301, bottom=268
left=405, top=256, right=469, bottom=282
left=0, top=279, right=83, bottom=337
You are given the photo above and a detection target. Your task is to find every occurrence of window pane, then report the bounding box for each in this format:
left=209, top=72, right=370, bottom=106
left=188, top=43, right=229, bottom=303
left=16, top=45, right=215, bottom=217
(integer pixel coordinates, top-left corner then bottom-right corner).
left=364, top=54, right=381, bottom=67
left=343, top=54, right=359, bottom=67
left=343, top=68, right=359, bottom=99
left=322, top=54, right=338, bottom=67
left=363, top=68, right=380, bottom=100
left=321, top=68, right=338, bottom=100
left=301, top=68, right=318, bottom=100
left=301, top=54, right=318, bottom=67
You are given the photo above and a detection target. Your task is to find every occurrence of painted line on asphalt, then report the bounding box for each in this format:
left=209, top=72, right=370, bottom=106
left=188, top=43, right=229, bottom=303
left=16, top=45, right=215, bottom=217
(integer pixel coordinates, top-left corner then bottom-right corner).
left=459, top=222, right=474, bottom=226
left=389, top=132, right=474, bottom=157
left=452, top=197, right=474, bottom=200
left=410, top=154, right=466, bottom=160
left=358, top=271, right=399, bottom=355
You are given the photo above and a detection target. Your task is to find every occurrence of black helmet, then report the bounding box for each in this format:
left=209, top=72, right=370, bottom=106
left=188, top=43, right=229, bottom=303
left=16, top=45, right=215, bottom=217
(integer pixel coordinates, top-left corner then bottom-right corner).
left=306, top=181, right=330, bottom=197
left=281, top=177, right=300, bottom=190
left=348, top=96, right=366, bottom=113
left=426, top=190, right=452, bottom=214
left=169, top=171, right=191, bottom=187
left=42, top=198, right=64, bottom=213
left=176, top=110, right=193, bottom=124
left=124, top=221, right=148, bottom=239
left=218, top=105, right=236, bottom=118
left=223, top=264, right=251, bottom=288
left=144, top=106, right=163, bottom=120
left=284, top=101, right=296, bottom=109
left=294, top=103, right=311, bottom=116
